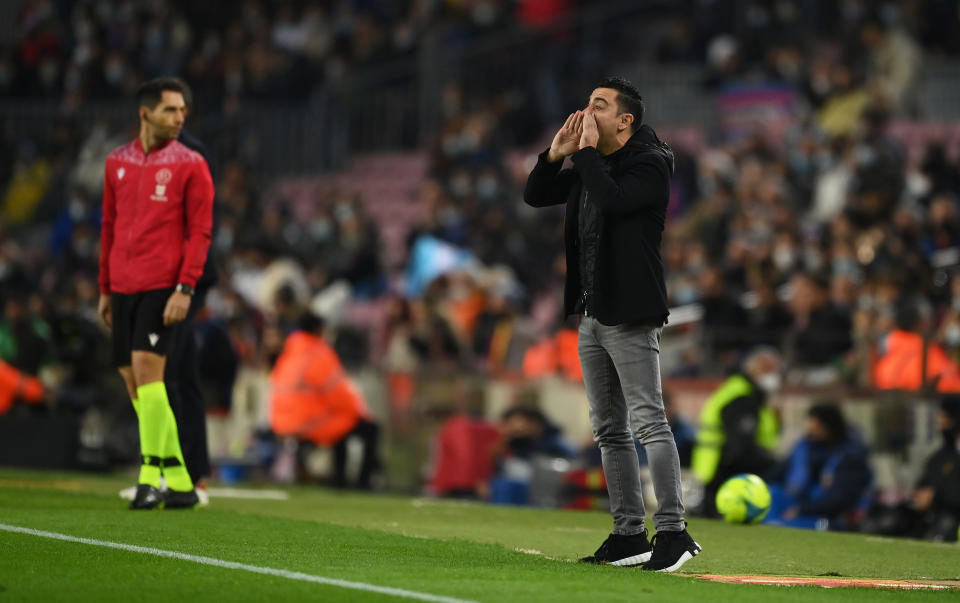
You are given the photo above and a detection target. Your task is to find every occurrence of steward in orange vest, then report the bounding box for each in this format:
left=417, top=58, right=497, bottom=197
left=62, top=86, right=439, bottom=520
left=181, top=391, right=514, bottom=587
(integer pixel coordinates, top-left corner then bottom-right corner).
left=0, top=359, right=45, bottom=414
left=874, top=330, right=960, bottom=392
left=874, top=302, right=960, bottom=393
left=269, top=313, right=379, bottom=488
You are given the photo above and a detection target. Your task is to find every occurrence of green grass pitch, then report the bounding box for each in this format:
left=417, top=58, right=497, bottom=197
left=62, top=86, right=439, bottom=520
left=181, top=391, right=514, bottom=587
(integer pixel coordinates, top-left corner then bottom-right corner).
left=0, top=468, right=957, bottom=602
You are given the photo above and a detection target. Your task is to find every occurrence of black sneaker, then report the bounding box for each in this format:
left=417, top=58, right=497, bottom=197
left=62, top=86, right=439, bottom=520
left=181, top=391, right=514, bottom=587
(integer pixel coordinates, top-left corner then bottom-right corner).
left=129, top=484, right=163, bottom=510
left=641, top=529, right=701, bottom=572
left=579, top=532, right=653, bottom=566
left=164, top=489, right=200, bottom=510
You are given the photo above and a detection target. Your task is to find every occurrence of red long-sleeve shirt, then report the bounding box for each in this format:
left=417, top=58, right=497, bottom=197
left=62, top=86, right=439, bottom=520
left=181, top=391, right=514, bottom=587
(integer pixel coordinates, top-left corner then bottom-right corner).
left=98, top=138, right=214, bottom=295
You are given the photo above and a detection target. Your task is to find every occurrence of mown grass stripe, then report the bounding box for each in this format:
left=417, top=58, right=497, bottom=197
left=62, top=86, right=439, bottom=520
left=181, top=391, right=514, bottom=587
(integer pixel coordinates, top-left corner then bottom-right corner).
left=0, top=522, right=478, bottom=603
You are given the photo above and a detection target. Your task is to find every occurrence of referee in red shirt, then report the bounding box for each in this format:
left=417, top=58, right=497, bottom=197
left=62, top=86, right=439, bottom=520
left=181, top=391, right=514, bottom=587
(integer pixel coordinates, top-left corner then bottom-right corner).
left=97, top=77, right=214, bottom=509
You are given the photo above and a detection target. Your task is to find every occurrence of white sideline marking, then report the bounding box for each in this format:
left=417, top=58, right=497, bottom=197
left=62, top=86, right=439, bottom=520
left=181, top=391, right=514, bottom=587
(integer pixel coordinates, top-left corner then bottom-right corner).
left=119, top=486, right=289, bottom=501
left=0, top=523, right=477, bottom=603
left=206, top=487, right=290, bottom=500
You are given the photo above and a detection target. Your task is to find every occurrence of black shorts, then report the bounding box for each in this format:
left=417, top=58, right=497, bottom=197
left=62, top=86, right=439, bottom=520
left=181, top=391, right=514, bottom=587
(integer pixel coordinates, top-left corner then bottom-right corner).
left=111, top=287, right=178, bottom=367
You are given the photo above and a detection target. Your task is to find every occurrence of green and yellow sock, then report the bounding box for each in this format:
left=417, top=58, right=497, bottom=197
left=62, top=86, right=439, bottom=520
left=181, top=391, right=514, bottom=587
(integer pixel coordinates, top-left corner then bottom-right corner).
left=130, top=395, right=161, bottom=486
left=135, top=384, right=165, bottom=488
left=160, top=400, right=194, bottom=492
left=136, top=381, right=193, bottom=492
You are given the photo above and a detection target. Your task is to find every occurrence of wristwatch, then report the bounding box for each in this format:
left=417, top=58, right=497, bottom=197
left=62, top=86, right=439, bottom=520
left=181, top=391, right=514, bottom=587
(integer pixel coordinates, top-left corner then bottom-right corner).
left=175, top=283, right=195, bottom=296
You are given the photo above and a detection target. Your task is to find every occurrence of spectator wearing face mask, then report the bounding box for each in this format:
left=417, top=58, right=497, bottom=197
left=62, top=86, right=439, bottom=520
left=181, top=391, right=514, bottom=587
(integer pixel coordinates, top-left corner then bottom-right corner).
left=488, top=407, right=575, bottom=505
left=691, top=347, right=782, bottom=516
left=764, top=402, right=872, bottom=531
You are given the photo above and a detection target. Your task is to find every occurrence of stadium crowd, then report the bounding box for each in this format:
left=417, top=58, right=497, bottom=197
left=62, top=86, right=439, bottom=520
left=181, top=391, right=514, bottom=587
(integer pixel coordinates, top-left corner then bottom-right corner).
left=1, top=0, right=960, bottom=536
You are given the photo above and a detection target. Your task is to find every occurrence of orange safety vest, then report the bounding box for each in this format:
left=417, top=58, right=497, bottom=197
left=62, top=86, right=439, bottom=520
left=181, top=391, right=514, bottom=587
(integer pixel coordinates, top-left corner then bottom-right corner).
left=0, top=359, right=44, bottom=414
left=269, top=331, right=369, bottom=446
left=521, top=328, right=583, bottom=382
left=873, top=330, right=960, bottom=392
left=555, top=328, right=583, bottom=382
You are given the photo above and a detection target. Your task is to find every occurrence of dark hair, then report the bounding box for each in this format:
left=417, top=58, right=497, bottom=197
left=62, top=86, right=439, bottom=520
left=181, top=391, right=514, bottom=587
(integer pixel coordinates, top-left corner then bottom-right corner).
left=894, top=297, right=926, bottom=332
left=136, top=77, right=188, bottom=110
left=297, top=311, right=326, bottom=334
left=501, top=406, right=547, bottom=426
left=596, top=76, right=644, bottom=131
left=275, top=283, right=297, bottom=307
left=808, top=402, right=847, bottom=443
left=941, top=395, right=960, bottom=425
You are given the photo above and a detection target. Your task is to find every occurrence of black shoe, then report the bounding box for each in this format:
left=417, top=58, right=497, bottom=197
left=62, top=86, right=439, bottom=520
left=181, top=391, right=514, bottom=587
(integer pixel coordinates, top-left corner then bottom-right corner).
left=641, top=529, right=701, bottom=572
left=164, top=488, right=199, bottom=509
left=579, top=532, right=653, bottom=566
left=129, top=484, right=163, bottom=510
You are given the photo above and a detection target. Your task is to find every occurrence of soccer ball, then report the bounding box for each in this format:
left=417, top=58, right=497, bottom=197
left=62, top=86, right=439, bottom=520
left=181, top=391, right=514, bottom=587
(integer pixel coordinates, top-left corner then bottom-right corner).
left=715, top=473, right=771, bottom=524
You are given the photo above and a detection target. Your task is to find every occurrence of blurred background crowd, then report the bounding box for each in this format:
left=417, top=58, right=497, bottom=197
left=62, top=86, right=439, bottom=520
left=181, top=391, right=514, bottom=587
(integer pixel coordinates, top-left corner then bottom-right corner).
left=1, top=0, right=960, bottom=537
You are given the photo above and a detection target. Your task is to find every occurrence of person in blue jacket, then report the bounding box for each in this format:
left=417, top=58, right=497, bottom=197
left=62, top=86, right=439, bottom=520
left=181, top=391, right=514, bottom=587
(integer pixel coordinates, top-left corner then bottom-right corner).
left=764, top=402, right=872, bottom=530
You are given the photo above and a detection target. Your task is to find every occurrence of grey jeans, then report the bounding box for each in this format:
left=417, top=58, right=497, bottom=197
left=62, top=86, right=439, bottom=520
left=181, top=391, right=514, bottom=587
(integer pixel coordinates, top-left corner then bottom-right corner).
left=578, top=316, right=685, bottom=534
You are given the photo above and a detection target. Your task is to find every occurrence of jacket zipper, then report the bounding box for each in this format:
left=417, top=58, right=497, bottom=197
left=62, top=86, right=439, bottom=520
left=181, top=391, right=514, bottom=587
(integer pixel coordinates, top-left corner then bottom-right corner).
left=129, top=151, right=145, bottom=267
left=582, top=188, right=589, bottom=316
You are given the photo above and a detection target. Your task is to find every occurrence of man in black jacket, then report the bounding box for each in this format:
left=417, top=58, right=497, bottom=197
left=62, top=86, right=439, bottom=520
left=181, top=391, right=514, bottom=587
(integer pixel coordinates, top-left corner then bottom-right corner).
left=167, top=127, right=214, bottom=492
left=524, top=77, right=699, bottom=571
left=168, top=79, right=215, bottom=493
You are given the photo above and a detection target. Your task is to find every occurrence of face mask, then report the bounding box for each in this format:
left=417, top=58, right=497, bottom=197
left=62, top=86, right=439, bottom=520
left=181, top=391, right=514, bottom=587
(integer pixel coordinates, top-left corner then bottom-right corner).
left=804, top=247, right=824, bottom=271
left=72, top=236, right=94, bottom=258
left=449, top=173, right=472, bottom=197
left=773, top=246, right=795, bottom=271
left=69, top=198, right=86, bottom=220
left=309, top=218, right=332, bottom=242
left=673, top=283, right=698, bottom=305
left=508, top=436, right=537, bottom=456
left=476, top=175, right=499, bottom=200
left=946, top=325, right=960, bottom=346
left=756, top=373, right=782, bottom=393
left=334, top=203, right=354, bottom=222
left=832, top=257, right=859, bottom=277
left=104, top=59, right=125, bottom=85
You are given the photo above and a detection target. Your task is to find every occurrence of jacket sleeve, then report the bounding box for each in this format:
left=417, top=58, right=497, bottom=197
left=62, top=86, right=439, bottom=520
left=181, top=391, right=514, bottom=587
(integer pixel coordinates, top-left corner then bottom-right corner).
left=98, top=162, right=116, bottom=295
left=523, top=149, right=578, bottom=208
left=177, top=160, right=214, bottom=287
left=571, top=147, right=669, bottom=217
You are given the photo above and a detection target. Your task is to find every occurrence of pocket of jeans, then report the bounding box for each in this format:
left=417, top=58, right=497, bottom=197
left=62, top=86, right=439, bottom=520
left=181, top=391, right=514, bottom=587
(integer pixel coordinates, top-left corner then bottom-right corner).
left=648, top=327, right=662, bottom=352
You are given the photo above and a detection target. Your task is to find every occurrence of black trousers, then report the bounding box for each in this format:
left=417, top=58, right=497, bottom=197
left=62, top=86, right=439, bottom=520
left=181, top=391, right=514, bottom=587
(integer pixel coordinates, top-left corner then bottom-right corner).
left=332, top=419, right=380, bottom=490
left=164, top=291, right=211, bottom=484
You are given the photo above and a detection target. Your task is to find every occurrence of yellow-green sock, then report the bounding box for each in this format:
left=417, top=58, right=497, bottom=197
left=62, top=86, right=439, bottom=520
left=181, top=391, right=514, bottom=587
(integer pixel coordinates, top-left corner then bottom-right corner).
left=131, top=395, right=166, bottom=488
left=134, top=385, right=163, bottom=488
left=136, top=381, right=193, bottom=491
left=160, top=401, right=194, bottom=492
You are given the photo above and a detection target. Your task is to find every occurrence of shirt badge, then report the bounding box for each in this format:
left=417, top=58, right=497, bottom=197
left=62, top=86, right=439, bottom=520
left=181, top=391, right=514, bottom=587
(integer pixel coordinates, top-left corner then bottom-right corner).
left=151, top=168, right=172, bottom=201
